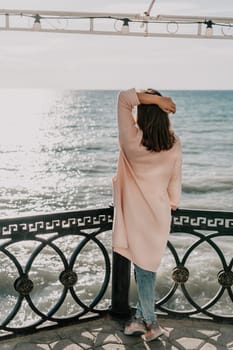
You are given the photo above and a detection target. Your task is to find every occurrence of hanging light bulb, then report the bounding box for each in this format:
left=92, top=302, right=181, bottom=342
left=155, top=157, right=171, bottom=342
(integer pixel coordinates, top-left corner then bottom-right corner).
left=205, top=20, right=213, bottom=37
left=33, top=14, right=41, bottom=31
left=121, top=18, right=130, bottom=34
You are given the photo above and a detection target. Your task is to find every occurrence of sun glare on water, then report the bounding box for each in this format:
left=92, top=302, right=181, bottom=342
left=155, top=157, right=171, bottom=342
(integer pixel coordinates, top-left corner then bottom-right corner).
left=0, top=89, right=62, bottom=215
left=0, top=89, right=58, bottom=149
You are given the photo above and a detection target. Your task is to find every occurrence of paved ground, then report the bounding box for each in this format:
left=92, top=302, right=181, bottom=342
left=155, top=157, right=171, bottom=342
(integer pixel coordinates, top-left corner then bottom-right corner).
left=0, top=315, right=232, bottom=350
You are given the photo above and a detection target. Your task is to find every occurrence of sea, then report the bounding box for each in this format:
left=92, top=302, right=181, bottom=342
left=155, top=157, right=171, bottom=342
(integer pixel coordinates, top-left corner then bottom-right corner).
left=0, top=89, right=232, bottom=326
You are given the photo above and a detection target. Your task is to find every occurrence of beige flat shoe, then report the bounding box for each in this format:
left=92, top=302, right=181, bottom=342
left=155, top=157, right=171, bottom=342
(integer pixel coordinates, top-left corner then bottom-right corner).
left=124, top=317, right=146, bottom=336
left=141, top=322, right=163, bottom=342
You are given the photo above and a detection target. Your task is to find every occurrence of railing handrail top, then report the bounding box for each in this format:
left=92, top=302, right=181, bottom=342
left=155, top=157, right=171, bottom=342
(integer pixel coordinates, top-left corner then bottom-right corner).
left=0, top=207, right=232, bottom=225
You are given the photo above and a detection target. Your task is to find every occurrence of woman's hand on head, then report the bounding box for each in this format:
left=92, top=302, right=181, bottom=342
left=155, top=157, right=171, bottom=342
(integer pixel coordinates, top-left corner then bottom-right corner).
left=157, top=96, right=176, bottom=114
left=136, top=90, right=176, bottom=114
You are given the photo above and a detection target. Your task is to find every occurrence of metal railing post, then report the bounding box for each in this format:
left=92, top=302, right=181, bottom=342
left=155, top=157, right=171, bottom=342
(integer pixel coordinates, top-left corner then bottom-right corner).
left=110, top=252, right=131, bottom=319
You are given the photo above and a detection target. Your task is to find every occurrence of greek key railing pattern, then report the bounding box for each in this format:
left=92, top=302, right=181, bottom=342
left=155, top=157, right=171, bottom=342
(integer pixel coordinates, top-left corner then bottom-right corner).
left=0, top=207, right=232, bottom=339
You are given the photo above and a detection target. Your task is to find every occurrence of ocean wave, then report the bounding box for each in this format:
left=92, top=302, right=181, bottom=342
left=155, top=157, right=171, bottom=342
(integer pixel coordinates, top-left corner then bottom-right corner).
left=182, top=181, right=233, bottom=193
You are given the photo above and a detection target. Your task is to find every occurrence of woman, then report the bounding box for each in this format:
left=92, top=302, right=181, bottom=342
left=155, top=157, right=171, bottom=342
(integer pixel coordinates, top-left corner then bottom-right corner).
left=112, top=88, right=182, bottom=342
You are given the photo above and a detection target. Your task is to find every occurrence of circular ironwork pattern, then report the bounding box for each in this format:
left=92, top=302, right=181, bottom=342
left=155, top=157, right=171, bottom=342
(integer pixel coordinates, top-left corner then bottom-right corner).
left=14, top=275, right=34, bottom=296
left=0, top=229, right=111, bottom=334
left=218, top=270, right=233, bottom=288
left=172, top=266, right=189, bottom=284
left=59, top=270, right=78, bottom=288
left=156, top=230, right=233, bottom=322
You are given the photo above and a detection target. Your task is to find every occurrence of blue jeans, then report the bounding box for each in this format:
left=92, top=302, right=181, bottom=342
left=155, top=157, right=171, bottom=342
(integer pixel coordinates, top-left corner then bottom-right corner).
left=134, top=264, right=156, bottom=323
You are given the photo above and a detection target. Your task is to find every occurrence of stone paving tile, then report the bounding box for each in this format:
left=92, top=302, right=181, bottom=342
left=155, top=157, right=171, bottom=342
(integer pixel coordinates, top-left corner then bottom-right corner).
left=218, top=325, right=233, bottom=347
left=50, top=339, right=83, bottom=349
left=175, top=336, right=205, bottom=349
left=22, top=330, right=61, bottom=344
left=14, top=343, right=50, bottom=350
left=68, top=330, right=96, bottom=349
left=0, top=316, right=232, bottom=350
left=95, top=345, right=128, bottom=350
left=0, top=342, right=18, bottom=350
left=163, top=319, right=232, bottom=350
left=200, top=344, right=223, bottom=350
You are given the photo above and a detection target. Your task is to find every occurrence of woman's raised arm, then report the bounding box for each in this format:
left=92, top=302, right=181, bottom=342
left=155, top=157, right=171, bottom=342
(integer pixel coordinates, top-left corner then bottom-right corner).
left=136, top=91, right=176, bottom=114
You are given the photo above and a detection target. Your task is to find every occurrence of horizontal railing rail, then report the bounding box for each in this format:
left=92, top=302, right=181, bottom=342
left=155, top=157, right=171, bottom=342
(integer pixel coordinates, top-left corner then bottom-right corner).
left=0, top=207, right=232, bottom=339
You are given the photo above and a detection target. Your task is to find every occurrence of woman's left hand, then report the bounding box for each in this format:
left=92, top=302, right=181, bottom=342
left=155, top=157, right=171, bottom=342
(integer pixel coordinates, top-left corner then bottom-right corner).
left=157, top=96, right=176, bottom=114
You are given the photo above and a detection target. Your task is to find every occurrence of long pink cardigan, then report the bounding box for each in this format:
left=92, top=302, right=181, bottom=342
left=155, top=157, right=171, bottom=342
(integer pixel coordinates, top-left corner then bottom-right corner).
left=112, top=89, right=182, bottom=272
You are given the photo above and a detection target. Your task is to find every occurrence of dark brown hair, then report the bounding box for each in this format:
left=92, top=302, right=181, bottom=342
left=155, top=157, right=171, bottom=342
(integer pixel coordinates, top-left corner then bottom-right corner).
left=137, top=89, right=175, bottom=152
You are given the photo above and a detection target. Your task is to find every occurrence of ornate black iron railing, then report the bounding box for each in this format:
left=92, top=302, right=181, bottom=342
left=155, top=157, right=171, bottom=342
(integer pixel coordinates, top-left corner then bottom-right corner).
left=0, top=207, right=232, bottom=339
left=158, top=209, right=233, bottom=321
left=0, top=208, right=113, bottom=339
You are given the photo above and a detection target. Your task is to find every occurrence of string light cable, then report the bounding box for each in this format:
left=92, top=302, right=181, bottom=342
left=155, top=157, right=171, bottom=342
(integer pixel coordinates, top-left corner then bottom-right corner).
left=0, top=10, right=232, bottom=37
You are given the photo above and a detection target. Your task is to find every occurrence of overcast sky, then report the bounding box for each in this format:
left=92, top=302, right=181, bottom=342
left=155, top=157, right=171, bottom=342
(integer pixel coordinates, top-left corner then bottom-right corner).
left=0, top=0, right=233, bottom=89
